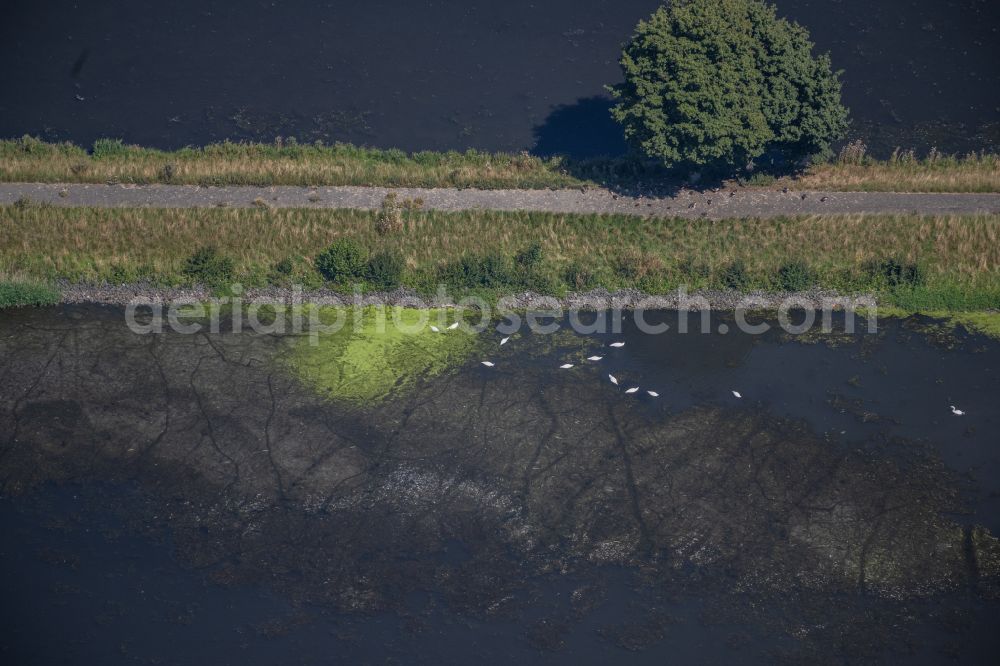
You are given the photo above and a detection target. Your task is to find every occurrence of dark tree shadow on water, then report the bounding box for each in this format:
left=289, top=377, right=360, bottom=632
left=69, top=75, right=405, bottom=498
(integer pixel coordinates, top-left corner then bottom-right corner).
left=532, top=96, right=628, bottom=160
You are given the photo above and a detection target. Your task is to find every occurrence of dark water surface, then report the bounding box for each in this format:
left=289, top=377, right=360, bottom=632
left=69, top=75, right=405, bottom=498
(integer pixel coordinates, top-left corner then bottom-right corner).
left=2, top=305, right=1000, bottom=664
left=1, top=1, right=997, bottom=156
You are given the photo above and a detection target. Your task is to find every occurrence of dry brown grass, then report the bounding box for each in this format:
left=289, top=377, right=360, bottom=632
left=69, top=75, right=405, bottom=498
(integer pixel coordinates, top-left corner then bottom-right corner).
left=780, top=152, right=1000, bottom=193
left=0, top=138, right=581, bottom=190
left=373, top=193, right=404, bottom=236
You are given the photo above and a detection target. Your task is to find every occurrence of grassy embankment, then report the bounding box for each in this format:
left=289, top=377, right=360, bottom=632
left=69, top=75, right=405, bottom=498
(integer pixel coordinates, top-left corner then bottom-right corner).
left=2, top=202, right=998, bottom=317
left=2, top=137, right=998, bottom=192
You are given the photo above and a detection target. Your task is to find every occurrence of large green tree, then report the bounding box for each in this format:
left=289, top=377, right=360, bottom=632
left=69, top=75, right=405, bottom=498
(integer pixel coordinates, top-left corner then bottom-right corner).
left=609, top=0, right=849, bottom=169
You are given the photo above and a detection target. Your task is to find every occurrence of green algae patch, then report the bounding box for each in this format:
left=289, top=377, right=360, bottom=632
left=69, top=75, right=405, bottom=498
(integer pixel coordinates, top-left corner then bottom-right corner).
left=286, top=307, right=482, bottom=403
left=863, top=306, right=1000, bottom=341
left=946, top=311, right=1000, bottom=339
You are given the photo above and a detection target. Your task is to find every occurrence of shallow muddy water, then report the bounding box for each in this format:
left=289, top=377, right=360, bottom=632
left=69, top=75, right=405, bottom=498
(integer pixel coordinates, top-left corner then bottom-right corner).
left=1, top=305, right=1000, bottom=664
left=1, top=0, right=997, bottom=156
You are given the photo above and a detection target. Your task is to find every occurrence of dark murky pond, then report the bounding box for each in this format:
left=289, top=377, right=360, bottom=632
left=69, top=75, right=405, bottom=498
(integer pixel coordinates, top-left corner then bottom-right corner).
left=1, top=0, right=998, bottom=156
left=1, top=304, right=999, bottom=664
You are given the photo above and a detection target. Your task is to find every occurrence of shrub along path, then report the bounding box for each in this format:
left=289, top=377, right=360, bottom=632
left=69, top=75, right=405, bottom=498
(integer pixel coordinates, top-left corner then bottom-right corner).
left=2, top=183, right=999, bottom=219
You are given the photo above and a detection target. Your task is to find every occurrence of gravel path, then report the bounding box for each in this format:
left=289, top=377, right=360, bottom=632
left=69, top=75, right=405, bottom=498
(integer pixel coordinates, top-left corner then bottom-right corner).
left=3, top=183, right=999, bottom=218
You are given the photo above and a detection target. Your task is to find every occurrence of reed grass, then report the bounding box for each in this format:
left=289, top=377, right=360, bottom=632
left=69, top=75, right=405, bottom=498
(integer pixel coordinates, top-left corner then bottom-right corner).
left=1, top=203, right=997, bottom=310
left=0, top=136, right=581, bottom=189
left=784, top=145, right=1000, bottom=193
left=3, top=137, right=998, bottom=192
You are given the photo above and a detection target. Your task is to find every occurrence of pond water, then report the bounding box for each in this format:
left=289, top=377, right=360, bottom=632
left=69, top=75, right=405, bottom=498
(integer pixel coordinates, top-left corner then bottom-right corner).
left=1, top=0, right=997, bottom=157
left=1, top=304, right=999, bottom=664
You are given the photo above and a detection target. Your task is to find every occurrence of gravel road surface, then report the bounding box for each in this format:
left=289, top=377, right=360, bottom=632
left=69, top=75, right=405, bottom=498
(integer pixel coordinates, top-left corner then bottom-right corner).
left=2, top=183, right=999, bottom=218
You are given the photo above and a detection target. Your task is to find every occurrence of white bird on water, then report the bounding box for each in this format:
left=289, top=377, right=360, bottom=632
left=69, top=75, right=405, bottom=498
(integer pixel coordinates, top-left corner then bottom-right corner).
left=448, top=322, right=460, bottom=330
left=609, top=374, right=619, bottom=385
left=500, top=337, right=510, bottom=345
left=647, top=391, right=659, bottom=398
left=625, top=387, right=639, bottom=394
left=430, top=325, right=440, bottom=333
left=481, top=361, right=495, bottom=368
left=732, top=390, right=742, bottom=399
left=950, top=405, right=965, bottom=416
left=609, top=342, right=625, bottom=348
left=587, top=356, right=604, bottom=362
left=560, top=363, right=574, bottom=369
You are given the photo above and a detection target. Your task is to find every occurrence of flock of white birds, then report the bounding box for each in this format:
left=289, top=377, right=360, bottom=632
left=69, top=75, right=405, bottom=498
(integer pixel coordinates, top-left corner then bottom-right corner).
left=432, top=327, right=967, bottom=417
left=473, top=335, right=730, bottom=403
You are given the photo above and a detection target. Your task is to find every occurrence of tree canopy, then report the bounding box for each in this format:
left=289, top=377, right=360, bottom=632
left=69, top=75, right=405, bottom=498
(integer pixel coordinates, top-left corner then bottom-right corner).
left=609, top=0, right=849, bottom=170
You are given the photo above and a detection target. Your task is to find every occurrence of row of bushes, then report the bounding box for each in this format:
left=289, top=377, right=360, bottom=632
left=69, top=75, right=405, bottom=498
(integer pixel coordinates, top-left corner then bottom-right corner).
left=314, top=240, right=405, bottom=289
left=179, top=242, right=926, bottom=296
left=716, top=258, right=923, bottom=293
left=180, top=241, right=408, bottom=290
left=314, top=238, right=555, bottom=292
left=177, top=240, right=558, bottom=292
